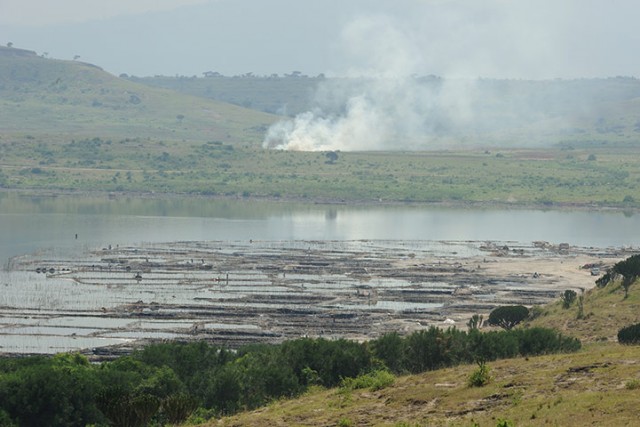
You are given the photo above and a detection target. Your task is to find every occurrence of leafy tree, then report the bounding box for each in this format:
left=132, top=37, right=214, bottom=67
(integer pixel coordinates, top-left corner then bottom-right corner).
left=161, top=393, right=199, bottom=425
left=325, top=151, right=339, bottom=164
left=96, top=391, right=160, bottom=427
left=198, top=364, right=242, bottom=414
left=595, top=254, right=640, bottom=298
left=467, top=329, right=519, bottom=361
left=561, top=290, right=577, bottom=308
left=279, top=338, right=371, bottom=387
left=233, top=348, right=300, bottom=409
left=404, top=327, right=457, bottom=373
left=0, top=354, right=101, bottom=427
left=370, top=332, right=405, bottom=373
left=467, top=314, right=484, bottom=330
left=487, top=305, right=529, bottom=330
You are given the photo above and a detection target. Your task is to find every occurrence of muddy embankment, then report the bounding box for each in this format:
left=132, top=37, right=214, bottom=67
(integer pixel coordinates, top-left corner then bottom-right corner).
left=0, top=240, right=630, bottom=359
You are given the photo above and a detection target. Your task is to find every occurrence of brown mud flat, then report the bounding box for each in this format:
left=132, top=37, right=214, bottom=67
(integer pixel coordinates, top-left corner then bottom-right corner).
left=0, top=240, right=629, bottom=359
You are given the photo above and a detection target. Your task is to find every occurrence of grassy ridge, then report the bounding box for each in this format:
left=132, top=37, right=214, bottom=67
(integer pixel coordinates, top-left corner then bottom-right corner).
left=528, top=274, right=640, bottom=342
left=211, top=277, right=640, bottom=427
left=0, top=46, right=277, bottom=144
left=210, top=343, right=640, bottom=426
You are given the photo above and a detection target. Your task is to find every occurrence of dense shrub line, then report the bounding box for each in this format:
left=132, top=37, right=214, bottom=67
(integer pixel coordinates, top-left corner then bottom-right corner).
left=0, top=327, right=580, bottom=426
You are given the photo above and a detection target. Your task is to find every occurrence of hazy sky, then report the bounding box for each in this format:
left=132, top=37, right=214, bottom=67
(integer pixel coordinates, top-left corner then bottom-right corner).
left=1, top=0, right=638, bottom=79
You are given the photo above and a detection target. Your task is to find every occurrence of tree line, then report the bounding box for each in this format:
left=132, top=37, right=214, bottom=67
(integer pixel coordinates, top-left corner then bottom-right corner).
left=0, top=326, right=580, bottom=426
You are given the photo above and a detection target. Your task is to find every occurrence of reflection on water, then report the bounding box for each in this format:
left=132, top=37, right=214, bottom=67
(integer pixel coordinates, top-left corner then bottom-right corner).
left=1, top=192, right=638, bottom=268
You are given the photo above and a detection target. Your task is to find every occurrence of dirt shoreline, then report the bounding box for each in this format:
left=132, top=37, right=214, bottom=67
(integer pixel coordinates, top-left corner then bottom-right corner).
left=0, top=239, right=631, bottom=359
left=1, top=187, right=637, bottom=212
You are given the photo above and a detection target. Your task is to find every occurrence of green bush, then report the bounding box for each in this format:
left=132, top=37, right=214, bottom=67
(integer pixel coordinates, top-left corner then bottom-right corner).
left=340, top=370, right=395, bottom=391
left=561, top=290, right=577, bottom=309
left=625, top=379, right=640, bottom=390
left=467, top=361, right=491, bottom=387
left=517, top=327, right=581, bottom=355
left=618, top=323, right=640, bottom=344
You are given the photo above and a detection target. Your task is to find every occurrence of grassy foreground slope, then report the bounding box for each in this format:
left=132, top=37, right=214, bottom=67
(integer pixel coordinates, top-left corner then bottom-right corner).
left=210, top=278, right=640, bottom=427
left=210, top=344, right=640, bottom=426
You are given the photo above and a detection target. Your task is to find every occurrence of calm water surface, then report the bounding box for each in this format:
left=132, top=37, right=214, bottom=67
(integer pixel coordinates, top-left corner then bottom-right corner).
left=1, top=193, right=638, bottom=268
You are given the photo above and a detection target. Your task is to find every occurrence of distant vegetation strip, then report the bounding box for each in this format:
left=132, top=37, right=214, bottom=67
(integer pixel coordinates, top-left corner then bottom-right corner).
left=1, top=135, right=639, bottom=207
left=0, top=327, right=579, bottom=426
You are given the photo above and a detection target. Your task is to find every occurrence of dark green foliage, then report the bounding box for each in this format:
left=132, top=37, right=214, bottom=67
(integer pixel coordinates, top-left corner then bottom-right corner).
left=488, top=305, right=530, bottom=330
left=233, top=347, right=301, bottom=409
left=561, top=290, right=578, bottom=308
left=0, top=354, right=102, bottom=427
left=467, top=360, right=491, bottom=387
left=161, top=393, right=199, bottom=425
left=0, top=409, right=16, bottom=427
left=339, top=370, right=395, bottom=391
left=617, top=323, right=640, bottom=344
left=96, top=391, right=160, bottom=427
left=0, top=329, right=580, bottom=423
left=370, top=332, right=405, bottom=373
left=596, top=270, right=613, bottom=288
left=516, top=327, right=581, bottom=355
left=279, top=338, right=372, bottom=387
left=371, top=327, right=578, bottom=375
left=596, top=254, right=640, bottom=298
left=467, top=329, right=520, bottom=362
left=403, top=327, right=469, bottom=373
left=467, top=314, right=484, bottom=330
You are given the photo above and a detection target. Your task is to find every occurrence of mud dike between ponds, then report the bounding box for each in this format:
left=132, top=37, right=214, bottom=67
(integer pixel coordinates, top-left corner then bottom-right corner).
left=0, top=240, right=628, bottom=358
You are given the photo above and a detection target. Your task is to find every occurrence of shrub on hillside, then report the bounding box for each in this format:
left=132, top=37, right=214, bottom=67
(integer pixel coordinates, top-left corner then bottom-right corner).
left=467, top=360, right=491, bottom=387
left=560, top=290, right=577, bottom=309
left=618, top=323, right=640, bottom=344
left=339, top=369, right=395, bottom=391
left=596, top=254, right=640, bottom=298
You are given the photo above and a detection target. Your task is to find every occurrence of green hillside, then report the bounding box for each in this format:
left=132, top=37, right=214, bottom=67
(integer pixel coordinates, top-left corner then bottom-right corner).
left=128, top=73, right=323, bottom=116
left=0, top=46, right=278, bottom=144
left=134, top=73, right=640, bottom=147
left=208, top=343, right=640, bottom=427
left=209, top=275, right=640, bottom=427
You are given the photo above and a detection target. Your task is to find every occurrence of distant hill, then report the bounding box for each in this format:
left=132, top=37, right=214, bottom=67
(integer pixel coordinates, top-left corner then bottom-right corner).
left=128, top=73, right=323, bottom=116
left=0, top=46, right=278, bottom=144
left=135, top=73, right=640, bottom=147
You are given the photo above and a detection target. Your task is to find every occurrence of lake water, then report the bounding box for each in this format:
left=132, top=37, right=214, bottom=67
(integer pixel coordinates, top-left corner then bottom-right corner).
left=1, top=192, right=638, bottom=268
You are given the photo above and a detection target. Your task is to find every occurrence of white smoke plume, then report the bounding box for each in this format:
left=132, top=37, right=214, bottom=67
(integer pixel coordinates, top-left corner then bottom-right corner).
left=262, top=14, right=483, bottom=151
left=263, top=2, right=621, bottom=151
